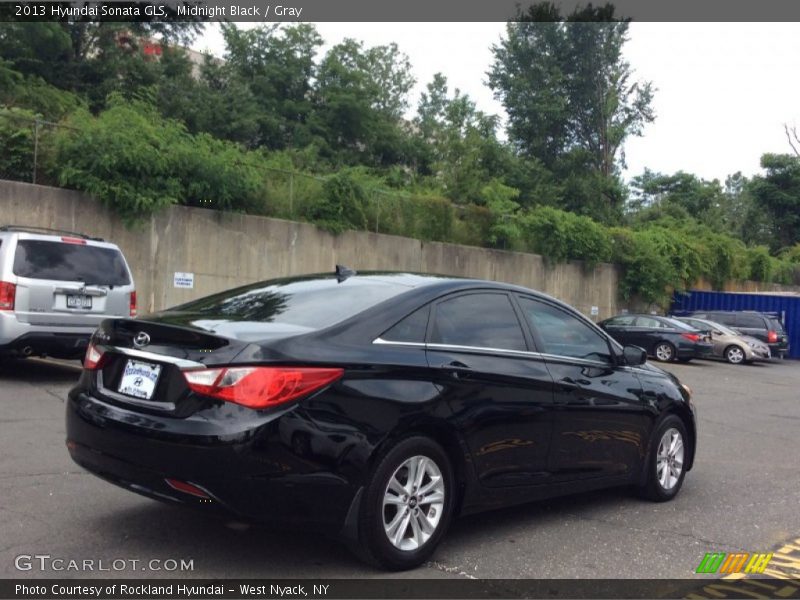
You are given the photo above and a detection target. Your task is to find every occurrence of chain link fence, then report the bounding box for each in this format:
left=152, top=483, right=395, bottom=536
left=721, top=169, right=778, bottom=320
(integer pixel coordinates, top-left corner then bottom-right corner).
left=0, top=110, right=74, bottom=186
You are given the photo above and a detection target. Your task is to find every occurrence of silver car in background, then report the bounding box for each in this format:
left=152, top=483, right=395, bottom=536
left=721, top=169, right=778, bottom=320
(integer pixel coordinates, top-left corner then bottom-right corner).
left=0, top=226, right=136, bottom=360
left=675, top=316, right=771, bottom=364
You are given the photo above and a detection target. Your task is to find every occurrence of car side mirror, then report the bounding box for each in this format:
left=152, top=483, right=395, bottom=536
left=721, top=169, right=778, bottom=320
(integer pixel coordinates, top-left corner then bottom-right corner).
left=622, top=345, right=647, bottom=366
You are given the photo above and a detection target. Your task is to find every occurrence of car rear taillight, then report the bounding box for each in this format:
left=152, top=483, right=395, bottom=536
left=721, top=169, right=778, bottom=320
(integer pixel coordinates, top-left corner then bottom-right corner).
left=83, top=342, right=106, bottom=370
left=130, top=291, right=137, bottom=317
left=0, top=281, right=15, bottom=311
left=182, top=366, right=344, bottom=409
left=767, top=330, right=778, bottom=343
left=681, top=333, right=701, bottom=342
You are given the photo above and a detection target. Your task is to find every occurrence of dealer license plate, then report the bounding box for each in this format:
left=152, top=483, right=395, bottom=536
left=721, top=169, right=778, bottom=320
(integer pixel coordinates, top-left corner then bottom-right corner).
left=117, top=360, right=162, bottom=400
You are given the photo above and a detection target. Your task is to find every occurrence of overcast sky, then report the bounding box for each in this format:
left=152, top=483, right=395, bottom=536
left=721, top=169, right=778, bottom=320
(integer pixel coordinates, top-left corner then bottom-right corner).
left=192, top=22, right=800, bottom=184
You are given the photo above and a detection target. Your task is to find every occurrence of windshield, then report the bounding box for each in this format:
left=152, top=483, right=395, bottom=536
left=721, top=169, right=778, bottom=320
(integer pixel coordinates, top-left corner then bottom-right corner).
left=13, top=240, right=130, bottom=286
left=693, top=320, right=739, bottom=336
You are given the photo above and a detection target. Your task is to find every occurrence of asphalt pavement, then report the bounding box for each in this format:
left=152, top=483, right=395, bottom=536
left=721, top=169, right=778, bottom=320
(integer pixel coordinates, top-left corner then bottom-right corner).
left=1, top=356, right=798, bottom=580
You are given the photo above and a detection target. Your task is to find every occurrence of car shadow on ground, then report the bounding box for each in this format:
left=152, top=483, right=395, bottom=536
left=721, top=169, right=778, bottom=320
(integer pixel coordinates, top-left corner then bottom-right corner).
left=81, top=485, right=639, bottom=575
left=445, top=486, right=634, bottom=543
left=84, top=500, right=372, bottom=575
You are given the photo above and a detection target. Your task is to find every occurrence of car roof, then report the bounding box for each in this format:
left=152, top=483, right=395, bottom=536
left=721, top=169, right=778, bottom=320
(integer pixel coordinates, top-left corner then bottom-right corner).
left=3, top=231, right=122, bottom=250
left=0, top=225, right=104, bottom=242
left=249, top=270, right=562, bottom=297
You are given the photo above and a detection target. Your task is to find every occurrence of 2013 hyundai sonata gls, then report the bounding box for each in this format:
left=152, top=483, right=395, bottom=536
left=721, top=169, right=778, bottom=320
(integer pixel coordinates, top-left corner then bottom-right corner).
left=66, top=271, right=697, bottom=570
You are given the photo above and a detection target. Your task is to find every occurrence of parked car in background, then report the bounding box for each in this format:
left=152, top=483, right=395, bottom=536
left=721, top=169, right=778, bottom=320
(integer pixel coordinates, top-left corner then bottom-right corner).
left=0, top=226, right=136, bottom=360
left=686, top=310, right=789, bottom=359
left=598, top=314, right=713, bottom=363
left=674, top=317, right=770, bottom=364
left=66, top=271, right=697, bottom=570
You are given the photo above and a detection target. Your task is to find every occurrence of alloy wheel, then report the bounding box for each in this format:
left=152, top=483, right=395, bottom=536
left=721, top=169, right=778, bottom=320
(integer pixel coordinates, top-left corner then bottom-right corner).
left=655, top=343, right=674, bottom=362
left=726, top=346, right=745, bottom=364
left=382, top=455, right=445, bottom=551
left=656, top=428, right=684, bottom=490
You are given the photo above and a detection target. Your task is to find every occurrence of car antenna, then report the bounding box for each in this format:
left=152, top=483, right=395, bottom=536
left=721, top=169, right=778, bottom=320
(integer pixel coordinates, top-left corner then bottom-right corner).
left=335, top=264, right=357, bottom=283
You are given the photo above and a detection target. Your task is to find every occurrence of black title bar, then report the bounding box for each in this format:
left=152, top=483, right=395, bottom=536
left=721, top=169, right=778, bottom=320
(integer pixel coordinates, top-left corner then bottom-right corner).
left=3, top=0, right=800, bottom=22
left=3, top=578, right=800, bottom=600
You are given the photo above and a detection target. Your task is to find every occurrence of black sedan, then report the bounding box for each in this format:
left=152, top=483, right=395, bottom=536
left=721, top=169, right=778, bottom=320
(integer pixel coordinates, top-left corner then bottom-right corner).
left=599, top=314, right=713, bottom=363
left=66, top=272, right=697, bottom=570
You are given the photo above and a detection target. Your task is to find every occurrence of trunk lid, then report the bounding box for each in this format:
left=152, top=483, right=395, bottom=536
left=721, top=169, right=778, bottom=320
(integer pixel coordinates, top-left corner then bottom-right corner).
left=90, top=318, right=254, bottom=416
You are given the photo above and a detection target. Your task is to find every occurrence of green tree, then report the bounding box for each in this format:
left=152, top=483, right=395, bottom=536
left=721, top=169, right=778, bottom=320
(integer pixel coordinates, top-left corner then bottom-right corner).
left=488, top=3, right=654, bottom=221
left=222, top=23, right=322, bottom=150
left=156, top=54, right=261, bottom=147
left=413, top=73, right=513, bottom=203
left=749, top=154, right=800, bottom=251
left=310, top=38, right=415, bottom=168
left=0, top=22, right=203, bottom=110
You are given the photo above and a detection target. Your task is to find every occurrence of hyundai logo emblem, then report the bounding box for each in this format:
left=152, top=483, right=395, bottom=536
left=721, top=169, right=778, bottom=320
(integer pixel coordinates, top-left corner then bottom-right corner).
left=133, top=332, right=151, bottom=348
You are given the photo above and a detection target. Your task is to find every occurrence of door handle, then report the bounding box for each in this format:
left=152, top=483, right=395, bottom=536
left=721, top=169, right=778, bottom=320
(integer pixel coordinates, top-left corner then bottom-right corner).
left=444, top=360, right=471, bottom=379
left=557, top=377, right=578, bottom=392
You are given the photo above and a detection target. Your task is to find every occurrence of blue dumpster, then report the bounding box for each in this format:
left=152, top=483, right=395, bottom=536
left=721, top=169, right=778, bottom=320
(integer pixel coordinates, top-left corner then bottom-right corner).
left=671, top=290, right=800, bottom=359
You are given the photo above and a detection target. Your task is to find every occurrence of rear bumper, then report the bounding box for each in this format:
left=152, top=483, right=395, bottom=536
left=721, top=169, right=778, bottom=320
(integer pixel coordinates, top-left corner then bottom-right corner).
left=0, top=330, right=90, bottom=358
left=767, top=343, right=789, bottom=358
left=65, top=388, right=358, bottom=534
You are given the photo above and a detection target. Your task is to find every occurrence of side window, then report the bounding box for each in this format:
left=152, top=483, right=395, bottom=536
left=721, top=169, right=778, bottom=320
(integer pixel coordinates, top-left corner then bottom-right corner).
left=518, top=297, right=613, bottom=363
left=430, top=293, right=526, bottom=351
left=737, top=314, right=764, bottom=328
left=714, top=313, right=737, bottom=326
left=381, top=306, right=430, bottom=343
left=635, top=316, right=665, bottom=329
left=606, top=315, right=635, bottom=327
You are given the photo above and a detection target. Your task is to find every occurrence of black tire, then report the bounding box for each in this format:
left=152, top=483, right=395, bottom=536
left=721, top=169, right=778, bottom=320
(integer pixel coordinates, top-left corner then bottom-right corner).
left=724, top=345, right=746, bottom=365
left=357, top=436, right=455, bottom=570
left=637, top=415, right=690, bottom=502
left=653, top=341, right=676, bottom=362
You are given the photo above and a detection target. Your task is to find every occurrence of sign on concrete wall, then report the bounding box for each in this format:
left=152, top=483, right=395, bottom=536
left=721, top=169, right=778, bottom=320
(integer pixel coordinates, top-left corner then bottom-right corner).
left=173, top=272, right=195, bottom=289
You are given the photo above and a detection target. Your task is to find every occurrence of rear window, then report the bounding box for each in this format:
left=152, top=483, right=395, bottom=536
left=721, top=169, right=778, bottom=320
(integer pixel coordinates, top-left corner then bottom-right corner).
left=768, top=317, right=786, bottom=333
left=170, top=277, right=411, bottom=330
left=664, top=317, right=696, bottom=331
left=13, top=240, right=130, bottom=285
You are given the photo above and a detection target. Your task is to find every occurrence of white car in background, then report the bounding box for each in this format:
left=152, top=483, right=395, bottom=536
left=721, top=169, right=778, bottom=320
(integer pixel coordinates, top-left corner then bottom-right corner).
left=0, top=225, right=136, bottom=360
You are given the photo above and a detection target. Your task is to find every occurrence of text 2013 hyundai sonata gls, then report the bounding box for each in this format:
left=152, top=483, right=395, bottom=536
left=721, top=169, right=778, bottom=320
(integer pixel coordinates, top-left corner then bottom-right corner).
left=66, top=271, right=697, bottom=570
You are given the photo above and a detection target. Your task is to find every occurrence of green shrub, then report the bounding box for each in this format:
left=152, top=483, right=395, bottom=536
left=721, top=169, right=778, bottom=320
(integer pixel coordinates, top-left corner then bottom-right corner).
left=704, top=234, right=748, bottom=289
left=521, top=206, right=612, bottom=266
left=479, top=179, right=523, bottom=250
left=610, top=228, right=677, bottom=306
left=53, top=97, right=261, bottom=222
left=635, top=225, right=708, bottom=292
left=312, top=169, right=369, bottom=233
left=0, top=107, right=37, bottom=182
left=746, top=245, right=774, bottom=282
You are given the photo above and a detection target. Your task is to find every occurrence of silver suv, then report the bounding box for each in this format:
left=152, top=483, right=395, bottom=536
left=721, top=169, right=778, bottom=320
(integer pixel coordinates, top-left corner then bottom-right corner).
left=0, top=226, right=136, bottom=360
